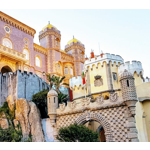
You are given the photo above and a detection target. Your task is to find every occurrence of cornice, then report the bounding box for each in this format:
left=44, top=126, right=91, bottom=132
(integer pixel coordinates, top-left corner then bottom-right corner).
left=33, top=43, right=47, bottom=55
left=39, top=30, right=61, bottom=40
left=65, top=44, right=85, bottom=52
left=0, top=11, right=36, bottom=37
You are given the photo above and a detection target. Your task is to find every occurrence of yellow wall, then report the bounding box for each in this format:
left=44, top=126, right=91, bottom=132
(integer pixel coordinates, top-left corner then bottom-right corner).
left=134, top=72, right=143, bottom=86
left=136, top=82, right=150, bottom=98
left=110, top=62, right=121, bottom=90
left=135, top=101, right=149, bottom=142
left=72, top=86, right=86, bottom=100
left=142, top=100, right=150, bottom=141
left=89, top=62, right=109, bottom=94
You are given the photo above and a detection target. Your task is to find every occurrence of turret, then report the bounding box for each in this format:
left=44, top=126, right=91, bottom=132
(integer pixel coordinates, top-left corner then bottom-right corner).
left=65, top=37, right=85, bottom=76
left=47, top=89, right=58, bottom=126
left=119, top=69, right=137, bottom=115
left=39, top=23, right=61, bottom=74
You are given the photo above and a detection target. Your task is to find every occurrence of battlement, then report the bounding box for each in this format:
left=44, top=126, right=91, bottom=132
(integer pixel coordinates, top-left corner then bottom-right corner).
left=84, top=53, right=124, bottom=70
left=0, top=70, right=49, bottom=106
left=118, top=60, right=143, bottom=76
left=69, top=76, right=84, bottom=89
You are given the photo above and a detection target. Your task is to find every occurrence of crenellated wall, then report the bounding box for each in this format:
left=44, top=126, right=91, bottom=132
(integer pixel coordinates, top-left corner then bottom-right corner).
left=118, top=60, right=143, bottom=76
left=84, top=53, right=124, bottom=71
left=0, top=70, right=49, bottom=106
left=118, top=61, right=143, bottom=86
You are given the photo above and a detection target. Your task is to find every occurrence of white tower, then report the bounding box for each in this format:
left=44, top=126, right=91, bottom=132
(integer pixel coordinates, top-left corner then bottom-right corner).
left=47, top=89, right=58, bottom=126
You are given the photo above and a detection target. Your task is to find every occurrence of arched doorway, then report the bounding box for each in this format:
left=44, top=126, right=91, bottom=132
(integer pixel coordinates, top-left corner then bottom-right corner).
left=84, top=121, right=106, bottom=142
left=1, top=66, right=12, bottom=75
left=75, top=113, right=113, bottom=142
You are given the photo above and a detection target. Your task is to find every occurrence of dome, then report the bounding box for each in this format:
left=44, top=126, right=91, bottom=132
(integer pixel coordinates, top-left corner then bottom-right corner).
left=120, top=69, right=133, bottom=80
left=42, top=23, right=58, bottom=31
left=47, top=89, right=58, bottom=97
left=67, top=38, right=82, bottom=45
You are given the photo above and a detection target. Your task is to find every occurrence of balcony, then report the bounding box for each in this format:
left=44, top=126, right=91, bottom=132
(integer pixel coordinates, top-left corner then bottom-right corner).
left=0, top=44, right=27, bottom=63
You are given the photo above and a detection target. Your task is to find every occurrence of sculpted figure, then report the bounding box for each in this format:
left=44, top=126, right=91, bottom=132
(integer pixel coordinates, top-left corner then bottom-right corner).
left=96, top=94, right=104, bottom=104
left=109, top=92, right=118, bottom=102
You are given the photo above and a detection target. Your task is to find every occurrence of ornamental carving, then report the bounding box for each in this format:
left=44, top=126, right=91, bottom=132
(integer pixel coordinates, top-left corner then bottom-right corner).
left=109, top=93, right=118, bottom=102
left=81, top=97, right=91, bottom=106
left=68, top=101, right=76, bottom=109
left=94, top=76, right=103, bottom=87
left=96, top=94, right=104, bottom=104
left=59, top=103, right=66, bottom=111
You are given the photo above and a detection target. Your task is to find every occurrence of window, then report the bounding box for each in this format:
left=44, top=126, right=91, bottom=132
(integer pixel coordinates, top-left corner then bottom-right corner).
left=113, top=73, right=118, bottom=81
left=65, top=67, right=68, bottom=75
left=23, top=49, right=29, bottom=60
left=4, top=26, right=11, bottom=33
left=35, top=56, right=41, bottom=67
left=127, top=80, right=129, bottom=87
left=58, top=64, right=60, bottom=69
left=2, top=38, right=12, bottom=49
left=54, top=97, right=55, bottom=103
left=56, top=40, right=58, bottom=46
left=70, top=68, right=73, bottom=75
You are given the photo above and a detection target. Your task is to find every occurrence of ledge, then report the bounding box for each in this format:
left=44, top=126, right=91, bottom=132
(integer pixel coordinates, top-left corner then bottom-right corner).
left=0, top=44, right=27, bottom=63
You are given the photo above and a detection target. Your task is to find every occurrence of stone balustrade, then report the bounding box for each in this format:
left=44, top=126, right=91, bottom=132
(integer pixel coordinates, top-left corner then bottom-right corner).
left=0, top=44, right=27, bottom=62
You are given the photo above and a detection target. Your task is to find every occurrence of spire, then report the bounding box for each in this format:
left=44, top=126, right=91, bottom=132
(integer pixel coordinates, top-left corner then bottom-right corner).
left=48, top=21, right=50, bottom=25
left=73, top=35, right=74, bottom=39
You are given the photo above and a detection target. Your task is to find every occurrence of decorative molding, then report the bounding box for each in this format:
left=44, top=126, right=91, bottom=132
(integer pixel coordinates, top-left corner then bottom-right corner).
left=39, top=31, right=61, bottom=40
left=0, top=11, right=36, bottom=37
left=96, top=94, right=104, bottom=104
left=65, top=44, right=85, bottom=52
left=109, top=92, right=118, bottom=102
left=33, top=43, right=47, bottom=55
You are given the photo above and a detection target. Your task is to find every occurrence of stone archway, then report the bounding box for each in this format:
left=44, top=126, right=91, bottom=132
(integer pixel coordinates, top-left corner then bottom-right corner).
left=1, top=65, right=12, bottom=75
left=75, top=112, right=113, bottom=142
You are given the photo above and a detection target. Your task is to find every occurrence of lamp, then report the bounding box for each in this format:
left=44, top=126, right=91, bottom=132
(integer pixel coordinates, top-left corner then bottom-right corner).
left=42, top=71, right=45, bottom=76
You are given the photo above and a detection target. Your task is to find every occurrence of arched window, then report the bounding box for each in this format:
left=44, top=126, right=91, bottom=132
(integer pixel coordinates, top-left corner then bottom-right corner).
left=2, top=38, right=12, bottom=49
left=65, top=67, right=68, bottom=75
left=35, top=56, right=41, bottom=67
left=23, top=49, right=29, bottom=60
left=70, top=68, right=73, bottom=75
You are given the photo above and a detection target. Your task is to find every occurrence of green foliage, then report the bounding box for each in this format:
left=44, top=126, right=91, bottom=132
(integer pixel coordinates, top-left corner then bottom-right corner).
left=32, top=89, right=68, bottom=118
left=32, top=89, right=49, bottom=107
left=46, top=74, right=69, bottom=93
left=0, top=125, right=23, bottom=142
left=58, top=92, right=68, bottom=104
left=0, top=101, right=15, bottom=126
left=0, top=102, right=32, bottom=142
left=32, top=89, right=49, bottom=118
left=56, top=123, right=99, bottom=142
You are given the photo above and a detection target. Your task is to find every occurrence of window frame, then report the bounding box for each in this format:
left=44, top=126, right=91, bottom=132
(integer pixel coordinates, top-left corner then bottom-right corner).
left=112, top=72, right=118, bottom=81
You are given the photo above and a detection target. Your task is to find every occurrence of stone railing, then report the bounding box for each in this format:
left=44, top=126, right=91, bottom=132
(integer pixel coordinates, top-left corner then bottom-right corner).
left=0, top=44, right=27, bottom=62
left=57, top=93, right=124, bottom=116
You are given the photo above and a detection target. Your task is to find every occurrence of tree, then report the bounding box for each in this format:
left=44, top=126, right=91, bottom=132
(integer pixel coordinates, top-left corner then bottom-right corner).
left=58, top=92, right=68, bottom=104
left=56, top=123, right=99, bottom=142
left=46, top=74, right=69, bottom=93
left=52, top=76, right=69, bottom=93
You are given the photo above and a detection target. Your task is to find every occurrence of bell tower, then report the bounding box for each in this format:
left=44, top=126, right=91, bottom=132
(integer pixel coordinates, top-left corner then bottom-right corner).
left=39, top=23, right=61, bottom=74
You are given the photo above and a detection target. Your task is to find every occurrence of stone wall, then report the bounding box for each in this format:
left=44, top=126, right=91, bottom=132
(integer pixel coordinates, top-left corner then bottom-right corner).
left=0, top=70, right=49, bottom=106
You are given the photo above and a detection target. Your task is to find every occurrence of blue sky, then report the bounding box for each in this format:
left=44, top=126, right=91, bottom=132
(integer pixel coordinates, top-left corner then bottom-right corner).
left=1, top=9, right=150, bottom=77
